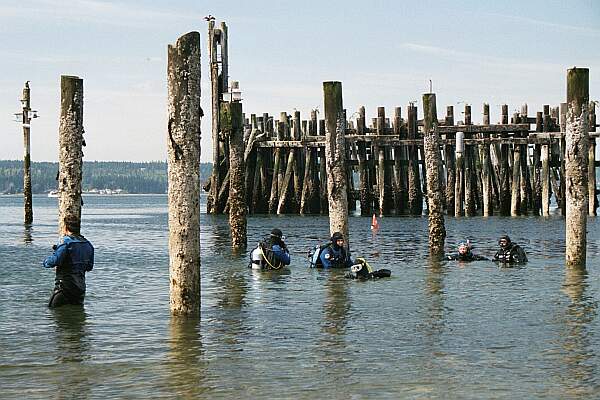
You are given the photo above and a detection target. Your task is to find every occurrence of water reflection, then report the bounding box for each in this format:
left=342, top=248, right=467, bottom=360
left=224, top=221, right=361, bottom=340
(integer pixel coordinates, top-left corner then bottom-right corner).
left=51, top=306, right=91, bottom=399
left=23, top=224, right=33, bottom=244
left=212, top=268, right=249, bottom=348
left=558, top=267, right=598, bottom=396
left=424, top=258, right=446, bottom=337
left=322, top=272, right=350, bottom=337
left=205, top=217, right=232, bottom=253
left=166, top=317, right=210, bottom=397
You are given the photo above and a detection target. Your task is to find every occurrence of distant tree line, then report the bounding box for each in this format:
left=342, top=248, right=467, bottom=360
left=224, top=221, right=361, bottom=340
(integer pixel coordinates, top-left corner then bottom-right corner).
left=0, top=160, right=213, bottom=194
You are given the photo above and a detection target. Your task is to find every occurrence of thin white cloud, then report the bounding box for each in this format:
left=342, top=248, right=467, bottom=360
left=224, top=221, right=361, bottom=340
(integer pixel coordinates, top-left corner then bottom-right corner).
left=0, top=0, right=202, bottom=28
left=399, top=42, right=564, bottom=73
left=484, top=11, right=600, bottom=37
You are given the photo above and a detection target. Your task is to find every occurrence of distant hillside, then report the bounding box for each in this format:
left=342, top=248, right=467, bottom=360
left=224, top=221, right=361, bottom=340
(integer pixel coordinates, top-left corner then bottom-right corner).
left=0, top=160, right=213, bottom=194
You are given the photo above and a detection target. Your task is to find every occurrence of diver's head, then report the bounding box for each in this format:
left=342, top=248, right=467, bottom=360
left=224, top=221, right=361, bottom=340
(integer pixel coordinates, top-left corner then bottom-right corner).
left=498, top=235, right=511, bottom=249
left=270, top=228, right=285, bottom=244
left=331, top=231, right=345, bottom=248
left=458, top=242, right=469, bottom=255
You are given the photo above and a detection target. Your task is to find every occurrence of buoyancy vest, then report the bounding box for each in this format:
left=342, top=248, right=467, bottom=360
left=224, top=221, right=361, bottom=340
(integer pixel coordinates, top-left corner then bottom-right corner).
left=322, top=244, right=349, bottom=268
left=249, top=240, right=285, bottom=270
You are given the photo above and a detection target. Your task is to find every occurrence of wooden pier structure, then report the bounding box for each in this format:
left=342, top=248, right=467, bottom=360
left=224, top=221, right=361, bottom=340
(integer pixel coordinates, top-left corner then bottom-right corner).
left=205, top=22, right=598, bottom=219
left=207, top=93, right=598, bottom=218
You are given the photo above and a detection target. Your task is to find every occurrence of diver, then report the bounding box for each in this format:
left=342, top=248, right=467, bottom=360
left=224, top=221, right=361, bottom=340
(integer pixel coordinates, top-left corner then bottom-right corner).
left=43, top=217, right=95, bottom=308
left=319, top=232, right=354, bottom=268
left=345, top=257, right=391, bottom=279
left=493, top=235, right=528, bottom=264
left=249, top=228, right=290, bottom=270
left=447, top=241, right=488, bottom=262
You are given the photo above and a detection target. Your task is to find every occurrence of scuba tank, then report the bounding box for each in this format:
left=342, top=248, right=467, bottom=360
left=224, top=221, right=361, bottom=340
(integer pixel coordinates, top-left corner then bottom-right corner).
left=307, top=242, right=330, bottom=268
left=249, top=240, right=285, bottom=270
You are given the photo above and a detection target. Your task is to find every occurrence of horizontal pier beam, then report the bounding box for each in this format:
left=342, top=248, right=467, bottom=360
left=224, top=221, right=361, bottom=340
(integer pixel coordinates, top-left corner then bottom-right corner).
left=256, top=131, right=600, bottom=148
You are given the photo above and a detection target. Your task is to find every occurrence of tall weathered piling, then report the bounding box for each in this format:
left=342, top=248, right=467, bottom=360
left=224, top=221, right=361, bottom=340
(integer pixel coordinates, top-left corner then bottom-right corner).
left=222, top=102, right=246, bottom=248
left=444, top=106, right=456, bottom=216
left=464, top=105, right=476, bottom=216
left=454, top=131, right=465, bottom=217
left=167, top=32, right=201, bottom=315
left=207, top=21, right=228, bottom=214
left=323, top=81, right=349, bottom=240
left=376, top=106, right=388, bottom=214
left=588, top=101, right=597, bottom=216
left=423, top=93, right=446, bottom=255
left=565, top=67, right=589, bottom=267
left=407, top=104, right=422, bottom=215
left=481, top=103, right=493, bottom=216
left=393, top=107, right=406, bottom=214
left=532, top=112, right=543, bottom=216
left=319, top=119, right=328, bottom=214
left=357, top=106, right=371, bottom=215
left=511, top=112, right=521, bottom=216
left=499, top=104, right=511, bottom=215
left=21, top=82, right=33, bottom=225
left=541, top=141, right=551, bottom=216
left=58, top=76, right=84, bottom=234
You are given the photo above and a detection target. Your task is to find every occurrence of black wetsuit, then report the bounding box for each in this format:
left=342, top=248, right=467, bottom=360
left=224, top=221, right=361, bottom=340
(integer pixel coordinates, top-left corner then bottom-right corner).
left=493, top=243, right=527, bottom=264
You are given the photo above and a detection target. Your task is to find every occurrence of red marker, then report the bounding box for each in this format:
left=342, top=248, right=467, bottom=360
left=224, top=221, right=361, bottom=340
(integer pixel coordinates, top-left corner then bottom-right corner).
left=371, top=214, right=380, bottom=231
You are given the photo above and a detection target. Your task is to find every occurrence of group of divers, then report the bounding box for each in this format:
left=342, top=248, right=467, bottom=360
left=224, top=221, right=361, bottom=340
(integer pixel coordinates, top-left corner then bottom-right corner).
left=249, top=228, right=527, bottom=279
left=39, top=217, right=527, bottom=309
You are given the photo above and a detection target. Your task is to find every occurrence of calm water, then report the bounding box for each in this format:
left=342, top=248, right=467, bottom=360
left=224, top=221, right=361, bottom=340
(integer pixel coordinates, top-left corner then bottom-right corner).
left=1, top=195, right=599, bottom=399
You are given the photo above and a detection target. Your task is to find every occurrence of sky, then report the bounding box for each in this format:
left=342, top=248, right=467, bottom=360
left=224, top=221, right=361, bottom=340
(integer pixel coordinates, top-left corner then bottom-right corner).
left=1, top=0, right=599, bottom=162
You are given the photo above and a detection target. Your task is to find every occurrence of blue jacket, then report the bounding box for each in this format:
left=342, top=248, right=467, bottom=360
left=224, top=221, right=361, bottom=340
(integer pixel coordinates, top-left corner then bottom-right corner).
left=43, top=234, right=94, bottom=295
left=320, top=244, right=353, bottom=268
left=271, top=244, right=291, bottom=266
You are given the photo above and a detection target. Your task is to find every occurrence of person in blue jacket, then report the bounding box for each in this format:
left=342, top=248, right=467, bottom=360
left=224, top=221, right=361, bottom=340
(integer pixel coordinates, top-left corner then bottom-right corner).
left=319, top=232, right=353, bottom=268
left=249, top=228, right=290, bottom=270
left=43, top=217, right=94, bottom=308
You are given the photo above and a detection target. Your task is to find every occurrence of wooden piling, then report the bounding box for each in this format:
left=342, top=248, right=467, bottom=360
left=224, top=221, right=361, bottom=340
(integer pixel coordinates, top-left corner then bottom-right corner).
left=499, top=104, right=511, bottom=215
left=481, top=103, right=492, bottom=216
left=292, top=111, right=303, bottom=208
left=268, top=124, right=282, bottom=213
left=565, top=67, right=589, bottom=267
left=222, top=102, right=246, bottom=248
left=319, top=119, right=328, bottom=214
left=464, top=105, right=476, bottom=216
left=423, top=93, right=446, bottom=255
left=407, top=104, right=423, bottom=215
left=455, top=131, right=465, bottom=217
left=58, top=75, right=84, bottom=235
left=511, top=121, right=521, bottom=216
left=376, top=106, right=387, bottom=215
left=559, top=103, right=567, bottom=216
left=393, top=107, right=406, bottom=214
left=519, top=105, right=531, bottom=215
left=532, top=112, right=542, bottom=215
left=444, top=106, right=456, bottom=216
left=21, top=82, right=33, bottom=225
left=323, top=81, right=349, bottom=240
left=207, top=21, right=220, bottom=214
left=590, top=101, right=597, bottom=216
left=357, top=106, right=372, bottom=215
left=166, top=32, right=201, bottom=315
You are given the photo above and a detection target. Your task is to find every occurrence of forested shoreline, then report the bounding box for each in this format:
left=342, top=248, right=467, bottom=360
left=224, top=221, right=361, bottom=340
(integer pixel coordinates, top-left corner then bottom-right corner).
left=0, top=160, right=212, bottom=194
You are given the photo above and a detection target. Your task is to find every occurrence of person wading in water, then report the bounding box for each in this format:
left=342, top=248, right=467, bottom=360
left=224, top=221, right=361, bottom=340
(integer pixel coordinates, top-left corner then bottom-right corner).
left=43, top=217, right=95, bottom=307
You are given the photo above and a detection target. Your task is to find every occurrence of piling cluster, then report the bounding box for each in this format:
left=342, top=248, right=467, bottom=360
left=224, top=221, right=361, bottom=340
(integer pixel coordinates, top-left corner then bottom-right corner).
left=208, top=96, right=598, bottom=219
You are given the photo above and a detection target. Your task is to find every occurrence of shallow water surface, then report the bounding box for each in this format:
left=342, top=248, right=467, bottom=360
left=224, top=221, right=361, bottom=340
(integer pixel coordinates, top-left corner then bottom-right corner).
left=1, top=195, right=599, bottom=399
